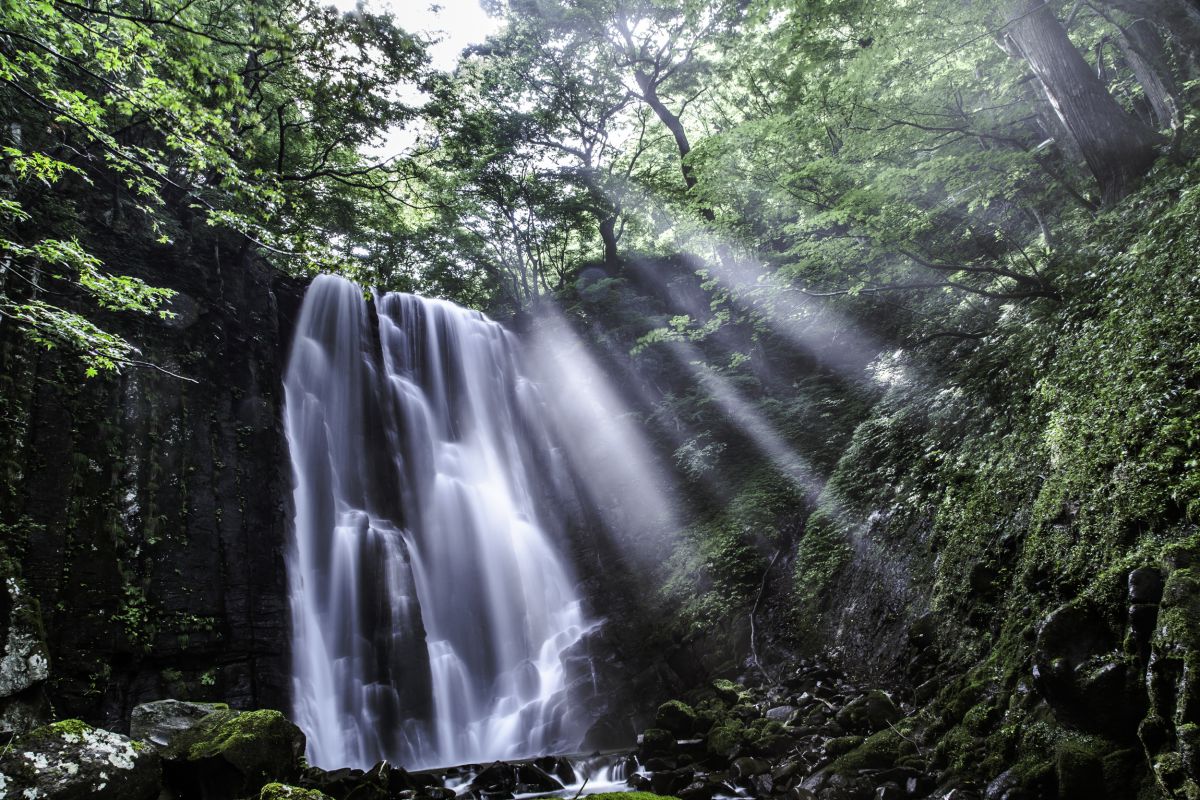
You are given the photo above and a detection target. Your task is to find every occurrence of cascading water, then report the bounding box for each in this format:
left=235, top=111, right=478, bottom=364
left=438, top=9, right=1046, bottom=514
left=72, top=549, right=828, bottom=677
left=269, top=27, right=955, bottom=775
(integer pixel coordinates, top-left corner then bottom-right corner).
left=284, top=274, right=591, bottom=771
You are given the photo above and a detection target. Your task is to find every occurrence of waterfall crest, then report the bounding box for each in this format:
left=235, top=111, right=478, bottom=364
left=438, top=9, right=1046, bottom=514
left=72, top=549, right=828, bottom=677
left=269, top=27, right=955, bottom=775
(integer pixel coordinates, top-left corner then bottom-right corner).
left=284, top=274, right=590, bottom=770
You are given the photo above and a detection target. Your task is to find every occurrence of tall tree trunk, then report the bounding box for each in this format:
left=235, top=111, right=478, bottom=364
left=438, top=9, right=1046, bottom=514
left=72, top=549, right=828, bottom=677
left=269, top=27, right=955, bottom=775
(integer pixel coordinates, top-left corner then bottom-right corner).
left=598, top=215, right=620, bottom=267
left=1002, top=0, right=1161, bottom=203
left=1114, top=19, right=1182, bottom=131
left=580, top=170, right=622, bottom=267
left=1095, top=0, right=1200, bottom=79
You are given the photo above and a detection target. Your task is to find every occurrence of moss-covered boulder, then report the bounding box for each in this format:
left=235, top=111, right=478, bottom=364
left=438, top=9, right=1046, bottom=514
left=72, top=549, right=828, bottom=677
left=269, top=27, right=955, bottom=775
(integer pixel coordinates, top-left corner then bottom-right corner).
left=0, top=718, right=161, bottom=800
left=260, top=783, right=332, bottom=800
left=162, top=708, right=305, bottom=799
left=706, top=718, right=744, bottom=760
left=640, top=727, right=677, bottom=756
left=655, top=700, right=697, bottom=737
left=710, top=679, right=741, bottom=706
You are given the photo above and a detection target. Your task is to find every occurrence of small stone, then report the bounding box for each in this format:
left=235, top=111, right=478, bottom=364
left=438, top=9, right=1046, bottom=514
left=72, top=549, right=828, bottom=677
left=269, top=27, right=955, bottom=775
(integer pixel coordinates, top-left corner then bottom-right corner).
left=874, top=782, right=904, bottom=800
left=751, top=773, right=775, bottom=794
left=731, top=756, right=770, bottom=777
left=260, top=783, right=333, bottom=800
left=766, top=705, right=799, bottom=722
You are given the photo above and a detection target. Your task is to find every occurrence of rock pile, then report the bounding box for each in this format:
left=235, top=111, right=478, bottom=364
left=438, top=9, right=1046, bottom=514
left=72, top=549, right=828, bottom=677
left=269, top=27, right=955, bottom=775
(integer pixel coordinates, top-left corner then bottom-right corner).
left=624, top=663, right=948, bottom=800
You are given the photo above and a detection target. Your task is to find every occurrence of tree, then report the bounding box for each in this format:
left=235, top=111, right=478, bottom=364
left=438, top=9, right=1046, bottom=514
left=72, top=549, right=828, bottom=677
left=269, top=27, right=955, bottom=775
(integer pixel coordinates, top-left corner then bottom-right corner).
left=0, top=0, right=426, bottom=372
left=998, top=0, right=1162, bottom=203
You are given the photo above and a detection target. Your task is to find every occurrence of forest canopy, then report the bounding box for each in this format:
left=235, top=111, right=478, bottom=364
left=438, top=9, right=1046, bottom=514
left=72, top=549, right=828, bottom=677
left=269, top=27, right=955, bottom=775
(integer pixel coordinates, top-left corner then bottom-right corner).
left=1, top=0, right=1197, bottom=369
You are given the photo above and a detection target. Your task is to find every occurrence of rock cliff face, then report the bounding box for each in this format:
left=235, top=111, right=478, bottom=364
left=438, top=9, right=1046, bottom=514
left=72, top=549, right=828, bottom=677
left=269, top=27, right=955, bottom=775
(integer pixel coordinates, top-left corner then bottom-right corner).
left=0, top=235, right=304, bottom=732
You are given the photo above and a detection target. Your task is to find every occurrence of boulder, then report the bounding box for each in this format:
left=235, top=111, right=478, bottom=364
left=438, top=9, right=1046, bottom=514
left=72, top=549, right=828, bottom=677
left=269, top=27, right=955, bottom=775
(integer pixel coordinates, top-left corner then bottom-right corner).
left=649, top=767, right=694, bottom=796
left=532, top=756, right=577, bottom=785
left=162, top=708, right=306, bottom=799
left=1032, top=602, right=1145, bottom=737
left=711, top=679, right=742, bottom=706
left=833, top=691, right=900, bottom=735
left=640, top=727, right=677, bottom=756
left=0, top=718, right=161, bottom=800
left=1129, top=567, right=1165, bottom=604
left=131, top=699, right=229, bottom=747
left=679, top=778, right=725, bottom=800
left=655, top=700, right=697, bottom=737
left=466, top=761, right=563, bottom=795
left=874, top=783, right=904, bottom=800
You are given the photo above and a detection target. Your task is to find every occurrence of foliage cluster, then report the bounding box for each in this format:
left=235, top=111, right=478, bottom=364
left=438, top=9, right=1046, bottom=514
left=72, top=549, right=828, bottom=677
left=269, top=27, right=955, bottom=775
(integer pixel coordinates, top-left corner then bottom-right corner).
left=1, top=0, right=426, bottom=371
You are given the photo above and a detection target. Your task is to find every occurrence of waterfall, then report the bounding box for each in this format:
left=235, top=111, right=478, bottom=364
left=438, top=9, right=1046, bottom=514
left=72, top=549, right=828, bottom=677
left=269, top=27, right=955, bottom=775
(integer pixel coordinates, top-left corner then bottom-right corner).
left=284, top=275, right=591, bottom=771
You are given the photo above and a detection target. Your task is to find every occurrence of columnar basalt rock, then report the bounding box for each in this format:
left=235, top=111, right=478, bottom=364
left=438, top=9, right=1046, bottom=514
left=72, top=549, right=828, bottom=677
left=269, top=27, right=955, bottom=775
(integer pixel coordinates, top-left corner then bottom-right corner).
left=0, top=235, right=304, bottom=729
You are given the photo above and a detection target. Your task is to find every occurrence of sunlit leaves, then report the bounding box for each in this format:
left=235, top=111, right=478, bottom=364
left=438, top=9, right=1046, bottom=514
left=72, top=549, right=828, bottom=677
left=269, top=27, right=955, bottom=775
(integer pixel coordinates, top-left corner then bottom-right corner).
left=0, top=0, right=428, bottom=372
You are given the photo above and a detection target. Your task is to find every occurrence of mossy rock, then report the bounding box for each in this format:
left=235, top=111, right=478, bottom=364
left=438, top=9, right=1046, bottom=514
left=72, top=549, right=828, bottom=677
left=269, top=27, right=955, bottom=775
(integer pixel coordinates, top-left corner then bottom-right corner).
left=588, top=793, right=680, bottom=800
left=640, top=726, right=676, bottom=755
left=655, top=700, right=697, bottom=737
left=834, top=689, right=900, bottom=735
left=0, top=718, right=161, bottom=799
left=162, top=708, right=306, bottom=799
left=131, top=698, right=230, bottom=747
left=706, top=718, right=745, bottom=759
left=742, top=718, right=790, bottom=755
left=828, top=729, right=913, bottom=773
left=710, top=679, right=742, bottom=705
left=260, top=783, right=332, bottom=800
left=1055, top=736, right=1131, bottom=800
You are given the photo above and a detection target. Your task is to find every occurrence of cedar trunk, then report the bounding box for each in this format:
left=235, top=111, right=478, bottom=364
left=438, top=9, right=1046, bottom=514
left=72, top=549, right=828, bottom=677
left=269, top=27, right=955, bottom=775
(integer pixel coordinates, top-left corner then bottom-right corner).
left=1004, top=0, right=1161, bottom=203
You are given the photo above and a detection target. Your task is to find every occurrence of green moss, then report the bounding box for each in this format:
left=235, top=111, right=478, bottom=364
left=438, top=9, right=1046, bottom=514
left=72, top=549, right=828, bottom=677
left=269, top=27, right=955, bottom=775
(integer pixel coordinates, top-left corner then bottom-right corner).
left=588, top=794, right=679, bottom=800
left=655, top=700, right=697, bottom=736
left=164, top=707, right=302, bottom=791
left=259, top=784, right=331, bottom=800
left=706, top=719, right=744, bottom=757
left=49, top=718, right=92, bottom=738
left=662, top=467, right=803, bottom=636
left=828, top=729, right=910, bottom=773
left=640, top=727, right=675, bottom=754
left=710, top=678, right=743, bottom=705
left=178, top=709, right=291, bottom=760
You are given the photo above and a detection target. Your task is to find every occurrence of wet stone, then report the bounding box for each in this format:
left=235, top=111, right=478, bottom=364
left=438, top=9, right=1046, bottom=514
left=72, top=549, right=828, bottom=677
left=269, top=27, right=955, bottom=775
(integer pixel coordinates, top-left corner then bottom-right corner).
left=766, top=705, right=799, bottom=722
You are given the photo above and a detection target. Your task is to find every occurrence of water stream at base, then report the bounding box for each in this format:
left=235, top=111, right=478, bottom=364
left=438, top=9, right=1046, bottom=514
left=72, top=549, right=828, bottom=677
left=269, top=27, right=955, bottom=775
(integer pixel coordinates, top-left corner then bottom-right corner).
left=284, top=275, right=591, bottom=770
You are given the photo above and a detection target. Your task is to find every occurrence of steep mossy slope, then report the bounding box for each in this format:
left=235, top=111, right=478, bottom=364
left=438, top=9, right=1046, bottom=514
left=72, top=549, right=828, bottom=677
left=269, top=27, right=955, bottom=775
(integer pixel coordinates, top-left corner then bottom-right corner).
left=617, top=166, right=1200, bottom=795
